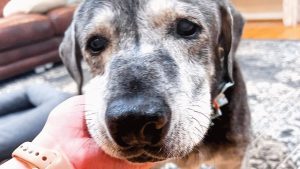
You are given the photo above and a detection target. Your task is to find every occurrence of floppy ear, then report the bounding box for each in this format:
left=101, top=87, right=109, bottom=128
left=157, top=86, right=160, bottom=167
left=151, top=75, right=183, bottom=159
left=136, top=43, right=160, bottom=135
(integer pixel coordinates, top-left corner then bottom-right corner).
left=230, top=6, right=245, bottom=56
left=218, top=3, right=245, bottom=88
left=59, top=22, right=83, bottom=94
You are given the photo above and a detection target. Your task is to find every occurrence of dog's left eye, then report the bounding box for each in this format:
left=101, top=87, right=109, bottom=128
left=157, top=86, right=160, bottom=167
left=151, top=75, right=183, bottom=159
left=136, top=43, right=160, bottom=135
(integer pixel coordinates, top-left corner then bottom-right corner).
left=87, top=36, right=108, bottom=54
left=176, top=19, right=200, bottom=38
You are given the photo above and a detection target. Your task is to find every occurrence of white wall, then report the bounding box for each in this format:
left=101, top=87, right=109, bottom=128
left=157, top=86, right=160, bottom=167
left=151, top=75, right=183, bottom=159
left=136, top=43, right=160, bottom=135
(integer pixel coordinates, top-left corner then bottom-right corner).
left=298, top=0, right=300, bottom=23
left=231, top=0, right=283, bottom=20
left=283, top=0, right=299, bottom=26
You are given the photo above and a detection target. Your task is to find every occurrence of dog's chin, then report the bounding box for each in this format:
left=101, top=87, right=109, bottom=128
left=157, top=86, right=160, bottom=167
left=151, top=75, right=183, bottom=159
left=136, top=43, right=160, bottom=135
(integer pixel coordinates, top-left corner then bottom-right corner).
left=117, top=147, right=169, bottom=163
left=105, top=145, right=170, bottom=163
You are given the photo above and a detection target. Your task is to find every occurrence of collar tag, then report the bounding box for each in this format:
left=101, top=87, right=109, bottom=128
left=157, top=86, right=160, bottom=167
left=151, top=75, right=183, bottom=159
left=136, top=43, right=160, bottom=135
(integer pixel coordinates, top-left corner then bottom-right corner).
left=211, top=82, right=233, bottom=120
left=215, top=93, right=229, bottom=107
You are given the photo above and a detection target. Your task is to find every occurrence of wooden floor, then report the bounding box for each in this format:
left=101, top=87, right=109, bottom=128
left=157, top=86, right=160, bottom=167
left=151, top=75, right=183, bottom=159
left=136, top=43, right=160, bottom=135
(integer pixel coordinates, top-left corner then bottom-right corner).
left=243, top=21, right=300, bottom=40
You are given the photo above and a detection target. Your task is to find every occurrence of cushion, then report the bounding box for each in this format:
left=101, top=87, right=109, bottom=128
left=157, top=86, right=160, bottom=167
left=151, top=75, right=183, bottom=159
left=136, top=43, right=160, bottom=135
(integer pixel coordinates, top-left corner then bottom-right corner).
left=0, top=50, right=61, bottom=80
left=0, top=84, right=71, bottom=161
left=3, top=0, right=67, bottom=17
left=0, top=37, right=62, bottom=66
left=0, top=14, right=55, bottom=51
left=47, top=6, right=75, bottom=35
left=0, top=0, right=10, bottom=17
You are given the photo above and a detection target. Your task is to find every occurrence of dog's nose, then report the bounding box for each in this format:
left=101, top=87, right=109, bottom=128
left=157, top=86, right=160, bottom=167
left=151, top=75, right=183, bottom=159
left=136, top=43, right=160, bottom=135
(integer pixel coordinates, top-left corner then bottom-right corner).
left=105, top=96, right=171, bottom=147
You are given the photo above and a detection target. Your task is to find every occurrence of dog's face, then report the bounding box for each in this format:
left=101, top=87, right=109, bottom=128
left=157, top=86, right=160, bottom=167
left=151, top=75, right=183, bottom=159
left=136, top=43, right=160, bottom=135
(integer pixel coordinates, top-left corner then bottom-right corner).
left=60, top=0, right=235, bottom=163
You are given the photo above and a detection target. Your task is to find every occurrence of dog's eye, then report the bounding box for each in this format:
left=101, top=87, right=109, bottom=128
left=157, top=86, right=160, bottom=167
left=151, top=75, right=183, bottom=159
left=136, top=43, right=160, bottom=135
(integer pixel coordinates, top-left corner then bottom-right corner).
left=176, top=19, right=200, bottom=38
left=87, top=36, right=108, bottom=54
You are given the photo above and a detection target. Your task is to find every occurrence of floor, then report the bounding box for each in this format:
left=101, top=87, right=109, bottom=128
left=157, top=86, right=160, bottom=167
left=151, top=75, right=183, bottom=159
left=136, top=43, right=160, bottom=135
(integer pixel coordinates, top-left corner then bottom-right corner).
left=243, top=21, right=300, bottom=40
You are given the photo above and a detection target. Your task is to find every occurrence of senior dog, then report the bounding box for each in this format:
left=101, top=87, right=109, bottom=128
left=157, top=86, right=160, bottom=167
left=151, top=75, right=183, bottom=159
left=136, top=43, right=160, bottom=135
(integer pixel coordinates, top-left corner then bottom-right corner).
left=59, top=0, right=251, bottom=168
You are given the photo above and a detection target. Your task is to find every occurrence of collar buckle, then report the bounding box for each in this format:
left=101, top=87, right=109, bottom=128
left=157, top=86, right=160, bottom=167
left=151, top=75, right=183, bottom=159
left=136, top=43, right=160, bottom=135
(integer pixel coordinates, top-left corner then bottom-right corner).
left=211, top=82, right=234, bottom=120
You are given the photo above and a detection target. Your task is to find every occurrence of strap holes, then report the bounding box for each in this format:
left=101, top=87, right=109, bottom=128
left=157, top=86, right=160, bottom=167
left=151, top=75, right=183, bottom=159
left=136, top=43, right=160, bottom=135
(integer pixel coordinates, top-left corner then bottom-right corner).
left=35, top=152, right=40, bottom=156
left=20, top=146, right=23, bottom=148
left=42, top=156, right=47, bottom=161
left=28, top=150, right=33, bottom=154
left=23, top=149, right=27, bottom=151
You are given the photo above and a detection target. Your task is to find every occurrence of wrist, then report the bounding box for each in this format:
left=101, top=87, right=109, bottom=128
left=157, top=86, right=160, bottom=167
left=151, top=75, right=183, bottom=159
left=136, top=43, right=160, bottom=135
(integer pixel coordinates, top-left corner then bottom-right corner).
left=0, top=158, right=28, bottom=169
left=9, top=142, right=74, bottom=169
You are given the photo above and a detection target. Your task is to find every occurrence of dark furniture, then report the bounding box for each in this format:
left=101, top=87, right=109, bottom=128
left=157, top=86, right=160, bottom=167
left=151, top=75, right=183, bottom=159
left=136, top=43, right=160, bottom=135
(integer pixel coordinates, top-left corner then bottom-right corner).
left=0, top=0, right=75, bottom=80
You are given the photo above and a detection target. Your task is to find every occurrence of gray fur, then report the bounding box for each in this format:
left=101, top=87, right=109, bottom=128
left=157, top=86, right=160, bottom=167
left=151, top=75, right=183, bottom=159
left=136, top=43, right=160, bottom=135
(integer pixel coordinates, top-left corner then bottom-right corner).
left=60, top=0, right=250, bottom=168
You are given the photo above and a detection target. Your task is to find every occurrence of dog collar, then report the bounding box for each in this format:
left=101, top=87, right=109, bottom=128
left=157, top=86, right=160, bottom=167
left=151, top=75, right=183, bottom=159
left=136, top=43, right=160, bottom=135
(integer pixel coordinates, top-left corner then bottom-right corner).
left=12, top=142, right=74, bottom=169
left=211, top=82, right=234, bottom=120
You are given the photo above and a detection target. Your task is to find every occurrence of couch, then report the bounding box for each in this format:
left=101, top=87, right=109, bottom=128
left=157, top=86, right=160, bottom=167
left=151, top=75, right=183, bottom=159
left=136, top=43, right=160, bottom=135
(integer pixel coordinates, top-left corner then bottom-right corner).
left=0, top=0, right=75, bottom=80
left=0, top=84, right=71, bottom=161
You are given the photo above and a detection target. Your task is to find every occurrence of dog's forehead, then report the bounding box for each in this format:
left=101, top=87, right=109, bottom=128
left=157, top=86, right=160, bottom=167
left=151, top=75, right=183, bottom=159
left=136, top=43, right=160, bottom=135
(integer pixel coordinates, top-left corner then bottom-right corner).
left=81, top=0, right=202, bottom=12
left=75, top=0, right=220, bottom=50
left=77, top=0, right=217, bottom=28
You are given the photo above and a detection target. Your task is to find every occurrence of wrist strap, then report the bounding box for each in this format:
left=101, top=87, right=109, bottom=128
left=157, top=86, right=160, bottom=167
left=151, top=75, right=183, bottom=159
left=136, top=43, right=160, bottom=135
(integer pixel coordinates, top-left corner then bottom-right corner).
left=12, top=142, right=74, bottom=169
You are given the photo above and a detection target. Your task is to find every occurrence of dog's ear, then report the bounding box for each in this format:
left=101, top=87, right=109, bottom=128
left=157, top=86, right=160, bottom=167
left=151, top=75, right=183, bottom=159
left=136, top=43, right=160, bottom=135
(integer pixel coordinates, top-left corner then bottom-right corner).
left=218, top=3, right=245, bottom=87
left=230, top=6, right=245, bottom=56
left=59, top=22, right=83, bottom=94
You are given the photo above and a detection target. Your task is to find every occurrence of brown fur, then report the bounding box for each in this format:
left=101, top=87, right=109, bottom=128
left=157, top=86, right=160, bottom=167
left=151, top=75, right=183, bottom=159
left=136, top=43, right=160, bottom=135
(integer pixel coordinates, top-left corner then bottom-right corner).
left=59, top=0, right=251, bottom=168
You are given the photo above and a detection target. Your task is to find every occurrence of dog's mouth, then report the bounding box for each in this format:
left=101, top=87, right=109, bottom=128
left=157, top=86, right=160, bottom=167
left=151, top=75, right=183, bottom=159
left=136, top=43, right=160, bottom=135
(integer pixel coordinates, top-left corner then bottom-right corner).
left=127, top=153, right=163, bottom=163
left=118, top=145, right=169, bottom=163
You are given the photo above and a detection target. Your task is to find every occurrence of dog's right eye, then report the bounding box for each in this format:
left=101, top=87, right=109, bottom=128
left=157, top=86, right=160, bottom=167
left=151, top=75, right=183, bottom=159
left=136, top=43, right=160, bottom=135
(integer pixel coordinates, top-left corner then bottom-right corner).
left=175, top=19, right=200, bottom=39
left=87, top=36, right=108, bottom=54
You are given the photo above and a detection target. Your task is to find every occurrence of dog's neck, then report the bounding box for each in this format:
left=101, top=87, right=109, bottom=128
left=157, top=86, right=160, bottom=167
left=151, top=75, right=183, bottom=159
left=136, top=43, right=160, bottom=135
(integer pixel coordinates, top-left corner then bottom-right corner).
left=211, top=82, right=234, bottom=120
left=204, top=60, right=251, bottom=149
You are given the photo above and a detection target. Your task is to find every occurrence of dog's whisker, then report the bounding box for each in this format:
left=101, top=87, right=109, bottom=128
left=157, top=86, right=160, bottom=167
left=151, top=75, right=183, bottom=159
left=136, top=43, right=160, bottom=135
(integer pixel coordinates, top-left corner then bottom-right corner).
left=85, top=112, right=98, bottom=116
left=189, top=116, right=209, bottom=130
left=85, top=117, right=96, bottom=121
left=189, top=104, right=207, bottom=108
left=157, top=147, right=164, bottom=154
left=187, top=108, right=210, bottom=119
left=193, top=126, right=202, bottom=135
left=84, top=112, right=98, bottom=115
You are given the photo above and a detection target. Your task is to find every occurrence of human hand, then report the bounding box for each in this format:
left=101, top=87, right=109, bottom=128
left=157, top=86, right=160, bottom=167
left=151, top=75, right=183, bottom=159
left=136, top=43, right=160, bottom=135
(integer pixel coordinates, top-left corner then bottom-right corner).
left=1, top=96, right=154, bottom=169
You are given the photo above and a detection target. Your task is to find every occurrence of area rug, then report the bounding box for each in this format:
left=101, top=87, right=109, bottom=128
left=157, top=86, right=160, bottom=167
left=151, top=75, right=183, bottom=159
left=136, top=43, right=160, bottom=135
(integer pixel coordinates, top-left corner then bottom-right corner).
left=0, top=40, right=300, bottom=169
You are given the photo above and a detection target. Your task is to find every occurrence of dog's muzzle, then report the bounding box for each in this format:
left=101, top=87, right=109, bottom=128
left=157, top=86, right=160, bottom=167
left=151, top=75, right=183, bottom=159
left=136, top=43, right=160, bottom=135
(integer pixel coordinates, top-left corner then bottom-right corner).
left=105, top=95, right=171, bottom=148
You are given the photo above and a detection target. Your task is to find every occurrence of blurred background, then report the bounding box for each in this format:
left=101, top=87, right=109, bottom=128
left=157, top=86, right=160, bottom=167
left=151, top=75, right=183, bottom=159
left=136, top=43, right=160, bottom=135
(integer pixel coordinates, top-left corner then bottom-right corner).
left=0, top=0, right=299, bottom=168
